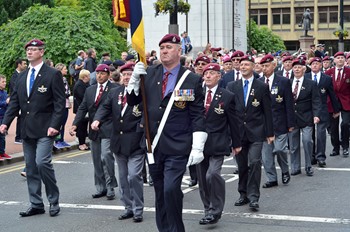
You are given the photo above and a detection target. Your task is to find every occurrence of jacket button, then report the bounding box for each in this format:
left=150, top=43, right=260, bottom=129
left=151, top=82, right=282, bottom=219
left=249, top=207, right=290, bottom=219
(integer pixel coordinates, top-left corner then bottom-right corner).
left=159, top=107, right=162, bottom=110
left=27, top=101, right=30, bottom=104
left=120, top=131, right=123, bottom=134
left=27, top=112, right=29, bottom=114
left=120, top=120, right=123, bottom=123
left=244, top=122, right=246, bottom=125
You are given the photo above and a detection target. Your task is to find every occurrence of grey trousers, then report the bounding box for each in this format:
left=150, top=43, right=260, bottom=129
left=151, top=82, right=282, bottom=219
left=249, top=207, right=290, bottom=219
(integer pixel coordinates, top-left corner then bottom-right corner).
left=116, top=153, right=144, bottom=217
left=262, top=133, right=289, bottom=182
left=90, top=138, right=117, bottom=193
left=23, top=137, right=59, bottom=209
left=197, top=155, right=225, bottom=217
left=315, top=120, right=328, bottom=161
left=289, top=126, right=313, bottom=172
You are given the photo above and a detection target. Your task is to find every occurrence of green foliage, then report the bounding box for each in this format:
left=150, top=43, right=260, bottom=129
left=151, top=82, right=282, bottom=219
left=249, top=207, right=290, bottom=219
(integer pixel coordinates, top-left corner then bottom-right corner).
left=0, top=5, right=127, bottom=80
left=54, top=0, right=80, bottom=8
left=154, top=0, right=191, bottom=17
left=248, top=20, right=286, bottom=53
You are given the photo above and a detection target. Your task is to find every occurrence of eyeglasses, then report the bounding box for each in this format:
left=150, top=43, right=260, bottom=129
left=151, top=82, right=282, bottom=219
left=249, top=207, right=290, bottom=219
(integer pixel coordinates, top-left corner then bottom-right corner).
left=232, top=58, right=241, bottom=61
left=26, top=47, right=42, bottom=52
left=196, top=62, right=207, bottom=66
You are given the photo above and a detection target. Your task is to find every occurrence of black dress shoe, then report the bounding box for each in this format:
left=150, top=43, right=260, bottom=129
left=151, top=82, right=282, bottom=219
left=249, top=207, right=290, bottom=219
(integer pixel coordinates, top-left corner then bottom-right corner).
left=106, top=188, right=115, bottom=200
left=199, top=214, right=220, bottom=225
left=199, top=216, right=209, bottom=225
left=262, top=181, right=278, bottom=188
left=233, top=169, right=239, bottom=174
left=49, top=203, right=60, bottom=217
left=343, top=149, right=349, bottom=157
left=282, top=172, right=290, bottom=184
left=133, top=215, right=143, bottom=223
left=19, top=207, right=45, bottom=217
left=234, top=197, right=249, bottom=206
left=249, top=201, right=259, bottom=210
left=188, top=179, right=197, bottom=187
left=291, top=170, right=301, bottom=176
left=317, top=160, right=326, bottom=168
left=118, top=212, right=134, bottom=220
left=311, top=158, right=317, bottom=165
left=92, top=190, right=107, bottom=198
left=330, top=150, right=340, bottom=156
left=306, top=167, right=314, bottom=176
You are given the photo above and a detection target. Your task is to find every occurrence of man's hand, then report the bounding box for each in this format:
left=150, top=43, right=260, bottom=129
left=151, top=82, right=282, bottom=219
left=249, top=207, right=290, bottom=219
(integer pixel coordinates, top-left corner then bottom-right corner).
left=232, top=147, right=242, bottom=155
left=314, top=117, right=320, bottom=124
left=0, top=124, right=7, bottom=134
left=267, top=136, right=275, bottom=144
left=69, top=125, right=77, bottom=136
left=288, top=127, right=294, bottom=132
left=47, top=127, right=59, bottom=137
left=91, top=120, right=100, bottom=131
left=333, top=112, right=340, bottom=118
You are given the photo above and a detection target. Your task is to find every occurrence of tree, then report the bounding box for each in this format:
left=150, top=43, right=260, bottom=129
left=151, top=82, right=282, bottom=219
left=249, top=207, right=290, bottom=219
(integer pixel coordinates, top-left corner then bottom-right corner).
left=0, top=5, right=127, bottom=80
left=248, top=20, right=286, bottom=53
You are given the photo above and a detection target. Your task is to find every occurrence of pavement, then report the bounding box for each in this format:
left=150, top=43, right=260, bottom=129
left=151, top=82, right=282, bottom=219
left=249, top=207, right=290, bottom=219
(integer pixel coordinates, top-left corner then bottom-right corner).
left=0, top=105, right=80, bottom=166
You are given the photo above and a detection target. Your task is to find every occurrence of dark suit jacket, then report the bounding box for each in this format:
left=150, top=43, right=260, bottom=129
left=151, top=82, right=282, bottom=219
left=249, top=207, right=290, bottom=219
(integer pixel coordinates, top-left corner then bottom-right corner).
left=127, top=64, right=206, bottom=156
left=227, top=78, right=274, bottom=143
left=275, top=69, right=294, bottom=80
left=3, top=63, right=65, bottom=139
left=9, top=70, right=20, bottom=95
left=73, top=79, right=89, bottom=114
left=203, top=87, right=241, bottom=156
left=219, top=70, right=260, bottom=88
left=73, top=81, right=116, bottom=140
left=293, top=77, right=321, bottom=128
left=305, top=72, right=340, bottom=122
left=258, top=74, right=295, bottom=136
left=325, top=66, right=350, bottom=112
left=94, top=86, right=143, bottom=156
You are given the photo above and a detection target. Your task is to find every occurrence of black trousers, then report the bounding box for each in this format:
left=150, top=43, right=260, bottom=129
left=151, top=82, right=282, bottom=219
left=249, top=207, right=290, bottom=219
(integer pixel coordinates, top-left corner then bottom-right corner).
left=329, top=110, right=350, bottom=151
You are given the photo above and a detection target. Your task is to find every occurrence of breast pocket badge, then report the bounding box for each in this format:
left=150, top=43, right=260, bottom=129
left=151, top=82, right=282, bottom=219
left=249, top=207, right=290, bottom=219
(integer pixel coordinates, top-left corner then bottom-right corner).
left=38, top=85, right=47, bottom=93
left=174, top=89, right=195, bottom=101
left=214, top=103, right=224, bottom=114
left=132, top=105, right=142, bottom=117
left=174, top=101, right=186, bottom=109
left=275, top=95, right=283, bottom=103
left=346, top=78, right=350, bottom=84
left=252, top=99, right=260, bottom=107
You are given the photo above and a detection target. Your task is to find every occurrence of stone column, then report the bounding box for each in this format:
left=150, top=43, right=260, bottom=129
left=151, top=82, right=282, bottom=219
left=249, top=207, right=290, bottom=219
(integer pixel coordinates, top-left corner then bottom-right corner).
left=299, top=36, right=315, bottom=52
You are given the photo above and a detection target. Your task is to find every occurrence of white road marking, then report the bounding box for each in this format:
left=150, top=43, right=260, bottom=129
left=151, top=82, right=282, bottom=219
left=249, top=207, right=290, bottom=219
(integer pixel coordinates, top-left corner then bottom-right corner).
left=1, top=201, right=349, bottom=225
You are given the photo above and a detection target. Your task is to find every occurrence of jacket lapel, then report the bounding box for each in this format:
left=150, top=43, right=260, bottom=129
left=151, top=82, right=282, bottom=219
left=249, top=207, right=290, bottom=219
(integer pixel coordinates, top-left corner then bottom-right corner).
left=29, top=64, right=46, bottom=99
left=245, top=79, right=256, bottom=110
left=207, top=88, right=221, bottom=116
left=156, top=66, right=164, bottom=100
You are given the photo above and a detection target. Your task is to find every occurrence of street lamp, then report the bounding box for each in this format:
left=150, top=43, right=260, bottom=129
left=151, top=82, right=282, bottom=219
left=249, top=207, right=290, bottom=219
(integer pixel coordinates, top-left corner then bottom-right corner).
left=169, top=0, right=179, bottom=34
left=339, top=0, right=344, bottom=52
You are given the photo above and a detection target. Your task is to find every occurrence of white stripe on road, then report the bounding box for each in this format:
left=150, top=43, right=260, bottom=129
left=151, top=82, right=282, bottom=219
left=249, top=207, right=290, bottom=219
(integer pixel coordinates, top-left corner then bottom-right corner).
left=1, top=200, right=349, bottom=225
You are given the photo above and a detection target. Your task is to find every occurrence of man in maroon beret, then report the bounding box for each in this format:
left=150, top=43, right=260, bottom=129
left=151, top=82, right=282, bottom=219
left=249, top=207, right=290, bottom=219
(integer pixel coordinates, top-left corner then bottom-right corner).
left=305, top=57, right=340, bottom=167
left=71, top=63, right=118, bottom=201
left=0, top=39, right=65, bottom=217
left=322, top=56, right=333, bottom=72
left=289, top=58, right=321, bottom=176
left=258, top=54, right=295, bottom=188
left=227, top=54, right=274, bottom=210
left=194, top=55, right=210, bottom=76
left=325, top=51, right=350, bottom=157
left=218, top=50, right=245, bottom=88
left=276, top=56, right=294, bottom=79
left=91, top=61, right=145, bottom=223
left=126, top=33, right=207, bottom=231
left=197, top=63, right=241, bottom=225
left=222, top=56, right=233, bottom=74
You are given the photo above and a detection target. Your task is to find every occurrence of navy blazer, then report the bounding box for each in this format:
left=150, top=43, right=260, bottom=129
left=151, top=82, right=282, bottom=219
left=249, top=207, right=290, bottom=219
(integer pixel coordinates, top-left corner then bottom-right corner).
left=73, top=81, right=116, bottom=140
left=73, top=79, right=89, bottom=114
left=258, top=74, right=295, bottom=136
left=292, top=77, right=321, bottom=128
left=203, top=87, right=241, bottom=156
left=304, top=72, right=340, bottom=122
left=127, top=64, right=206, bottom=156
left=227, top=78, right=274, bottom=143
left=94, top=86, right=143, bottom=156
left=3, top=63, right=65, bottom=139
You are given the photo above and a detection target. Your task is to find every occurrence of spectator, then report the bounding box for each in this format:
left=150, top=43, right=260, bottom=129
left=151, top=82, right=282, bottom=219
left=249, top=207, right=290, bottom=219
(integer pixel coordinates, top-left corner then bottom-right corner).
left=54, top=63, right=71, bottom=149
left=74, top=50, right=85, bottom=81
left=0, top=74, right=11, bottom=161
left=85, top=48, right=97, bottom=73
left=45, top=59, right=54, bottom=67
left=125, top=54, right=136, bottom=63
left=121, top=51, right=128, bottom=61
left=181, top=31, right=192, bottom=55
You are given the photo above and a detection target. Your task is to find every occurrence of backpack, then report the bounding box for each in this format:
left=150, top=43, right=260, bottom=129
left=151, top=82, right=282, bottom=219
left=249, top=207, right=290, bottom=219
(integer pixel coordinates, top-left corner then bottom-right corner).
left=68, top=59, right=76, bottom=76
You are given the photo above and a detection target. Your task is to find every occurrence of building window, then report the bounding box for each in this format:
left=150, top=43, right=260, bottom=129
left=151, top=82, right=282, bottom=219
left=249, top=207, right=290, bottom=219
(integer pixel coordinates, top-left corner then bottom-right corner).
left=272, top=8, right=291, bottom=25
left=318, top=6, right=338, bottom=24
left=251, top=9, right=267, bottom=25
left=345, top=6, right=350, bottom=23
left=295, top=7, right=313, bottom=26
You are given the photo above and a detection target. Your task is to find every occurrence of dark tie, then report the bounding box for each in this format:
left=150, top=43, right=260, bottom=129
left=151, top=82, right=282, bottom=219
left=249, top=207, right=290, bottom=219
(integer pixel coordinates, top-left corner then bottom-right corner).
left=243, top=80, right=249, bottom=106
left=314, top=74, right=318, bottom=84
left=336, top=68, right=342, bottom=90
left=236, top=71, right=240, bottom=80
left=205, top=90, right=212, bottom=114
left=266, top=77, right=270, bottom=90
left=293, top=80, right=299, bottom=101
left=95, top=84, right=104, bottom=106
left=122, top=92, right=127, bottom=108
left=29, top=68, right=35, bottom=94
left=286, top=71, right=290, bottom=79
left=162, top=72, right=170, bottom=98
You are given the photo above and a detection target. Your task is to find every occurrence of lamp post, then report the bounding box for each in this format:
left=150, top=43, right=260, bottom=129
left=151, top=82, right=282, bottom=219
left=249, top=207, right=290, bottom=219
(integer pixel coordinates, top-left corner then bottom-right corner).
left=207, top=0, right=209, bottom=43
left=169, top=0, right=179, bottom=35
left=339, top=0, right=344, bottom=52
left=248, top=0, right=251, bottom=52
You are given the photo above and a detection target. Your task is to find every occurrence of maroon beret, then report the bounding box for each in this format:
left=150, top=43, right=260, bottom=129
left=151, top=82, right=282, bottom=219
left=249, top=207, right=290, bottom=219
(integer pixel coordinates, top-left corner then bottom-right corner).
left=298, top=54, right=307, bottom=61
left=309, top=57, right=322, bottom=65
left=195, top=55, right=210, bottom=65
left=210, top=47, right=222, bottom=52
left=346, top=53, right=350, bottom=60
left=203, top=63, right=221, bottom=74
left=310, top=44, right=315, bottom=48
left=281, top=52, right=291, bottom=57
left=231, top=50, right=245, bottom=59
left=95, top=64, right=110, bottom=72
left=25, top=39, right=45, bottom=49
left=260, top=54, right=275, bottom=64
left=292, top=59, right=306, bottom=67
left=159, top=34, right=181, bottom=46
left=322, top=56, right=331, bottom=61
left=239, top=55, right=255, bottom=63
left=282, top=56, right=293, bottom=62
left=222, top=56, right=232, bottom=63
left=334, top=52, right=345, bottom=58
left=120, top=63, right=135, bottom=73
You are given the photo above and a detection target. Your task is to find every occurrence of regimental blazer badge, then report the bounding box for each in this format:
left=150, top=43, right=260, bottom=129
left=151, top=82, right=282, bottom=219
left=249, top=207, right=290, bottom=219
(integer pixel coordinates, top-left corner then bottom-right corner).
left=275, top=95, right=283, bottom=103
left=346, top=78, right=350, bottom=84
left=301, top=86, right=306, bottom=90
left=174, top=101, right=186, bottom=109
left=214, top=102, right=224, bottom=114
left=252, top=99, right=260, bottom=107
left=132, top=105, right=142, bottom=117
left=38, top=85, right=47, bottom=93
